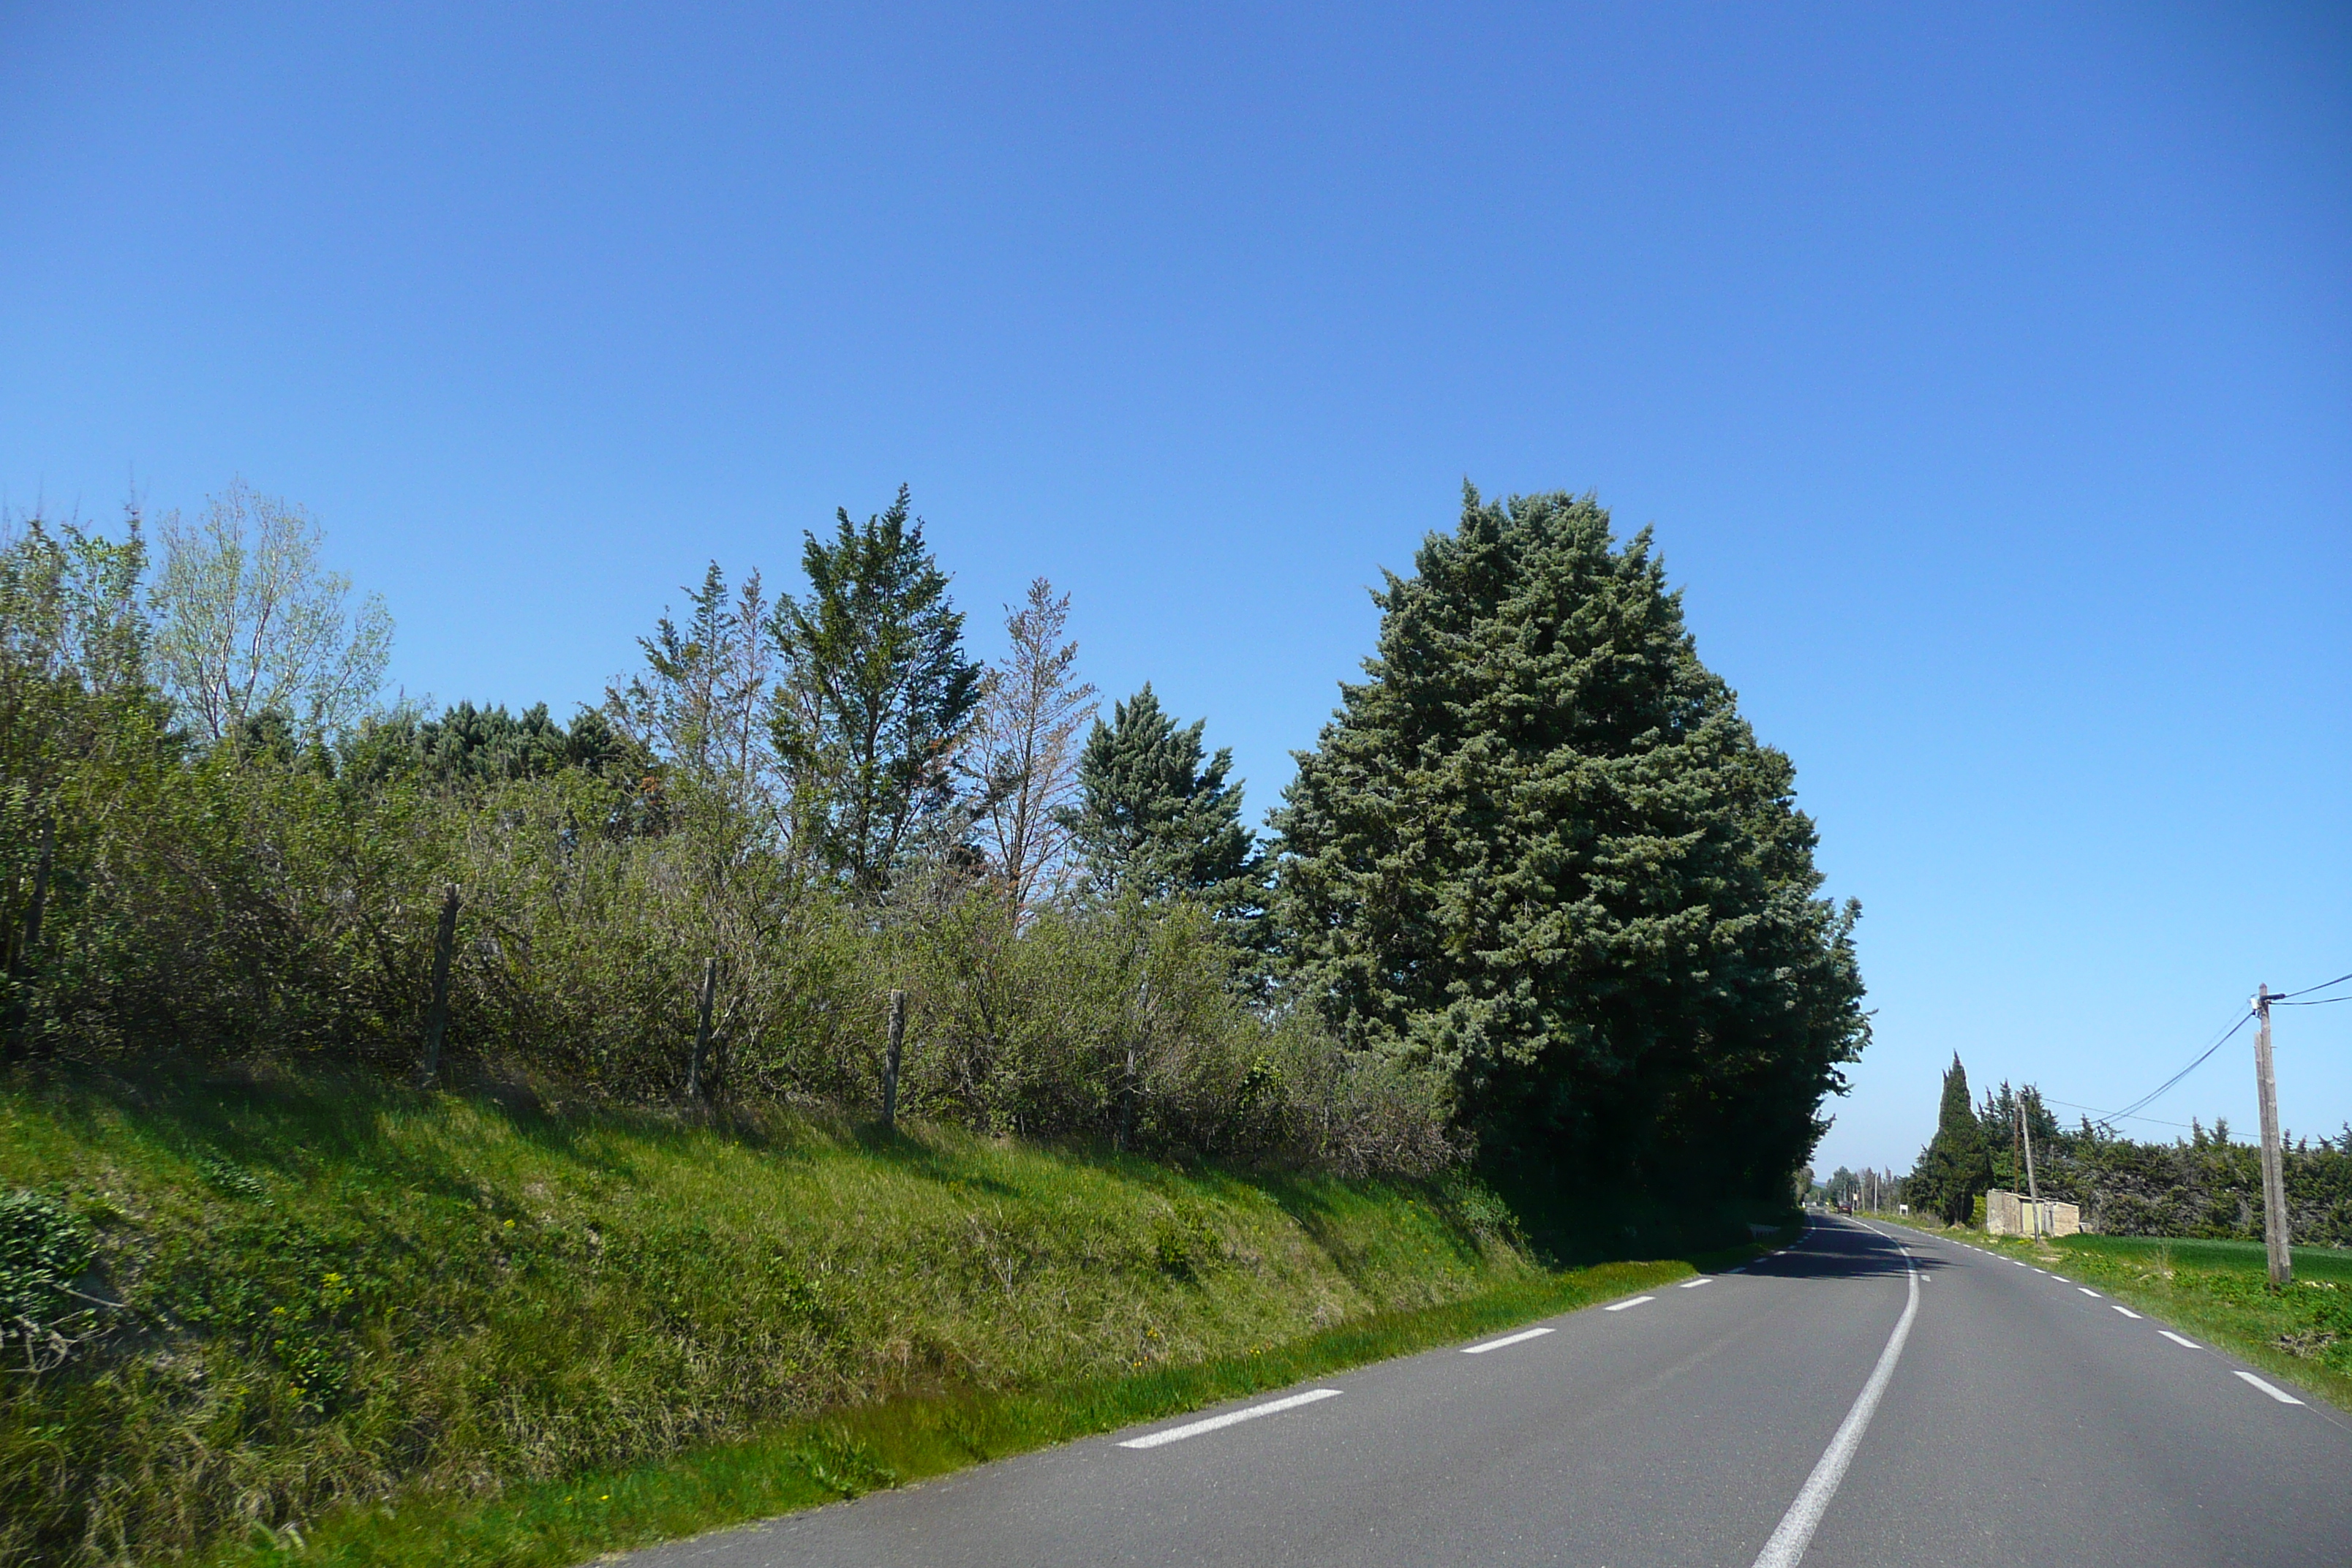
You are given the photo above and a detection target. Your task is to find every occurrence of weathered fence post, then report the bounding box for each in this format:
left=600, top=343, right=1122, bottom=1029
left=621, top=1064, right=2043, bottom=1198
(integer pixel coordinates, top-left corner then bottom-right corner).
left=4, top=817, right=55, bottom=1061
left=687, top=956, right=718, bottom=1104
left=881, top=989, right=907, bottom=1130
left=416, top=884, right=459, bottom=1088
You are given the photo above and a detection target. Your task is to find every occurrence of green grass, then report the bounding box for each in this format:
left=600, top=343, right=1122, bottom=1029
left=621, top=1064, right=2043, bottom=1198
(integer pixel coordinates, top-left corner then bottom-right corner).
left=1874, top=1213, right=2352, bottom=1411
left=206, top=1250, right=1720, bottom=1568
left=1, top=1064, right=1780, bottom=1567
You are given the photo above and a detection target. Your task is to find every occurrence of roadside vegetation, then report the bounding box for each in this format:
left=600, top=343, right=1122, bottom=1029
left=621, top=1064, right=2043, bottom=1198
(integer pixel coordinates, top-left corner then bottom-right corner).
left=1, top=1062, right=1781, bottom=1567
left=1, top=480, right=1857, bottom=1564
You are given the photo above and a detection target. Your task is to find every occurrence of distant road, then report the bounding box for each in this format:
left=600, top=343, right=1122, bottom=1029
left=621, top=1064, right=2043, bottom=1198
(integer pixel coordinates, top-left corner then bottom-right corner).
left=623, top=1215, right=2352, bottom=1567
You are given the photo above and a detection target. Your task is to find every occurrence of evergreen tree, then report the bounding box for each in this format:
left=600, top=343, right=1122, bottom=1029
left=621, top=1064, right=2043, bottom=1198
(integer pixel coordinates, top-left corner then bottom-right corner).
left=1915, top=1054, right=1992, bottom=1224
left=1056, top=683, right=1261, bottom=915
left=1271, top=486, right=1868, bottom=1201
left=769, top=486, right=983, bottom=896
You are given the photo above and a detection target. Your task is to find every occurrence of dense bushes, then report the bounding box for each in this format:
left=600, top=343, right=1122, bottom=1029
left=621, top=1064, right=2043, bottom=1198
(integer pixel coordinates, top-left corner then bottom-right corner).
left=2027, top=1121, right=2352, bottom=1248
left=0, top=506, right=1453, bottom=1175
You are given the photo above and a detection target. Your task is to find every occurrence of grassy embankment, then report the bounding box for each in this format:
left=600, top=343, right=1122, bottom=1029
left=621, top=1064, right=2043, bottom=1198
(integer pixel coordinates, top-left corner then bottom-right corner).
left=1874, top=1213, right=2352, bottom=1410
left=2, top=1067, right=1782, bottom=1568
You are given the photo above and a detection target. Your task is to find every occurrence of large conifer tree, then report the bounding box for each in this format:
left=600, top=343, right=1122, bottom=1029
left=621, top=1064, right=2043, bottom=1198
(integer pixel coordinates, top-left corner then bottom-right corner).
left=1272, top=487, right=1866, bottom=1199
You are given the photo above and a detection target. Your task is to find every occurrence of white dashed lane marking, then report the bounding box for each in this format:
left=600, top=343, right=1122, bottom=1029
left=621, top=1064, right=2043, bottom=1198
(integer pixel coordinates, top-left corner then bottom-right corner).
left=1461, top=1327, right=1553, bottom=1355
left=2111, top=1304, right=2142, bottom=1319
left=1604, top=1295, right=1656, bottom=1313
left=2234, top=1371, right=2305, bottom=1406
left=2160, top=1331, right=2200, bottom=1349
left=1119, top=1389, right=1342, bottom=1450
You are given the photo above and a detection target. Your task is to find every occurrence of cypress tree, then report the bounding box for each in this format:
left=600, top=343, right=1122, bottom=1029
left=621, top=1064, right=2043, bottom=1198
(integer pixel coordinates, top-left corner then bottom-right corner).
left=1271, top=486, right=1867, bottom=1201
left=1917, top=1054, right=1993, bottom=1224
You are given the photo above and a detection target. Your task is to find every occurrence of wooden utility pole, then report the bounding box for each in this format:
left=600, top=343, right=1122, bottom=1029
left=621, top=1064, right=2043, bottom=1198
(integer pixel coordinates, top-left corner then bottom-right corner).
left=2253, top=984, right=2293, bottom=1286
left=2020, top=1097, right=2042, bottom=1238
left=417, top=883, right=460, bottom=1088
left=687, top=957, right=718, bottom=1104
left=881, top=989, right=907, bottom=1130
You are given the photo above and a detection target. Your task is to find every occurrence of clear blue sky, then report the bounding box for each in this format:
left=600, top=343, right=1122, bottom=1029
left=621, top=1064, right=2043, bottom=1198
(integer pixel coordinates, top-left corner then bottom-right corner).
left=5, top=3, right=2346, bottom=1175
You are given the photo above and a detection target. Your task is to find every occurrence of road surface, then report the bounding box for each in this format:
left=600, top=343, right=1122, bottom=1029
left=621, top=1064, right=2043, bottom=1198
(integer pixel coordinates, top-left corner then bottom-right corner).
left=621, top=1215, right=2352, bottom=1567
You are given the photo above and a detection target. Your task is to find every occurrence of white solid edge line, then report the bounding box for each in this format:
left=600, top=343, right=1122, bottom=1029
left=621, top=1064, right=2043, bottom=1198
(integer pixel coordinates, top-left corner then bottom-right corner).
left=1680, top=1277, right=1714, bottom=1288
left=2160, top=1331, right=2200, bottom=1349
left=2234, top=1370, right=2305, bottom=1406
left=1749, top=1239, right=1920, bottom=1568
left=1462, top=1325, right=1554, bottom=1354
left=1118, top=1388, right=1342, bottom=1449
left=1604, top=1295, right=1657, bottom=1312
left=2110, top=1304, right=2142, bottom=1319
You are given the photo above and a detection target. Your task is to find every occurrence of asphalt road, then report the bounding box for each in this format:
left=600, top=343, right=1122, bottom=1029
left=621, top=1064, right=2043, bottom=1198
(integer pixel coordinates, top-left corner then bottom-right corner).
left=622, top=1216, right=2352, bottom=1568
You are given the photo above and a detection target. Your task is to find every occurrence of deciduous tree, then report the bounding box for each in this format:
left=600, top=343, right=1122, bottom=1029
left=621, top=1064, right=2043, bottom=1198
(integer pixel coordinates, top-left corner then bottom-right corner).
left=969, top=578, right=1096, bottom=921
left=148, top=480, right=391, bottom=742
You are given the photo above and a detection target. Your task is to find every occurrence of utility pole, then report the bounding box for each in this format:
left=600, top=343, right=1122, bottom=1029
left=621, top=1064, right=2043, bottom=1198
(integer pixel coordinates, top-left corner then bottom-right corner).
left=2020, top=1097, right=2041, bottom=1239
left=2253, top=984, right=2293, bottom=1287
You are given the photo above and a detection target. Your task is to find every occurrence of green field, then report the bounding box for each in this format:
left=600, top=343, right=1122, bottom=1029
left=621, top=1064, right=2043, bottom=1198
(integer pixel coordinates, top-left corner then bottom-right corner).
left=2054, top=1232, right=2352, bottom=1284
left=1, top=1066, right=1770, bottom=1568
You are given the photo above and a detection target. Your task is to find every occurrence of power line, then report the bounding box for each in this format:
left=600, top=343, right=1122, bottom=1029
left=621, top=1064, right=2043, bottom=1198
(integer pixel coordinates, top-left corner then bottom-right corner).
left=2038, top=1096, right=2192, bottom=1131
left=2011, top=966, right=2345, bottom=1142
left=2096, top=1011, right=2253, bottom=1130
left=2274, top=969, right=2352, bottom=1000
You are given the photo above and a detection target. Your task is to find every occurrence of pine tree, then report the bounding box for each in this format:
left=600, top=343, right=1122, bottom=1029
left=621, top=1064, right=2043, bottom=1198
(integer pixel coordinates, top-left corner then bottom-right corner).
left=1916, top=1054, right=1992, bottom=1224
left=769, top=487, right=982, bottom=895
left=1271, top=486, right=1867, bottom=1200
left=1057, top=683, right=1260, bottom=915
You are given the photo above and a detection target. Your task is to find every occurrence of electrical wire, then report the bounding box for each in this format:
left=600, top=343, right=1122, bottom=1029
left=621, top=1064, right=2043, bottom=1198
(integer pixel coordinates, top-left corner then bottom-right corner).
left=2095, top=1010, right=2253, bottom=1130
left=2038, top=1096, right=2192, bottom=1131
left=2028, top=968, right=2345, bottom=1139
left=2273, top=969, right=2352, bottom=1000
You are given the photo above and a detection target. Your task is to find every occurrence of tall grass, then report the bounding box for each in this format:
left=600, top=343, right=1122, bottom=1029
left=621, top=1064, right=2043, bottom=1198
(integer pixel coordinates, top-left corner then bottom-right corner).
left=2, top=1063, right=1536, bottom=1567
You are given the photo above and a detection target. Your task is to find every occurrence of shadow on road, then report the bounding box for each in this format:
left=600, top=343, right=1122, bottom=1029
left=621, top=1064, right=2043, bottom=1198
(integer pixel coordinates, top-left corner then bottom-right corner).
left=1727, top=1220, right=1948, bottom=1282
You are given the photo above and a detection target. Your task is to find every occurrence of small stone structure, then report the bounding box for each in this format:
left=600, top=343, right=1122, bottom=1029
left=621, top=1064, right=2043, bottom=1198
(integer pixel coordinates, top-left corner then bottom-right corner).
left=1985, top=1187, right=2081, bottom=1237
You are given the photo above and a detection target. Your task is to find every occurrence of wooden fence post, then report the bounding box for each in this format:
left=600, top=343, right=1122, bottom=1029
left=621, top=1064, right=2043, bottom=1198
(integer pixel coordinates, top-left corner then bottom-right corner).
left=687, top=957, right=718, bottom=1104
left=4, top=817, right=55, bottom=1062
left=417, top=884, right=460, bottom=1088
left=882, top=989, right=907, bottom=1129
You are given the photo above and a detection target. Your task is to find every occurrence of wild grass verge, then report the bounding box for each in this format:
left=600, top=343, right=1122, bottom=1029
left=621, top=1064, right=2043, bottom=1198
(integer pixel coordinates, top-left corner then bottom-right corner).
left=2, top=1063, right=1782, bottom=1567
left=208, top=1247, right=1751, bottom=1568
left=1874, top=1213, right=2352, bottom=1411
